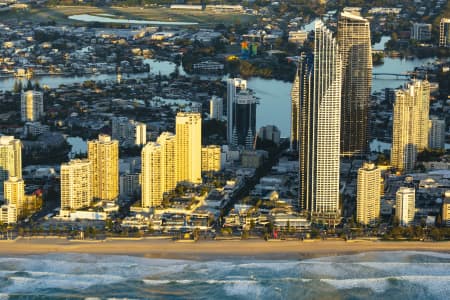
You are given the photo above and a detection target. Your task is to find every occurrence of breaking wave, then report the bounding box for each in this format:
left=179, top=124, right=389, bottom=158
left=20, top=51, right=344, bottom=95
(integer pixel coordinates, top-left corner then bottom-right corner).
left=0, top=251, right=448, bottom=299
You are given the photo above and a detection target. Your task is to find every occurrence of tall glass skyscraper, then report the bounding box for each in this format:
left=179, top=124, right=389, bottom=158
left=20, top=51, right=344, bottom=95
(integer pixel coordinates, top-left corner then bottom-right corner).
left=226, top=78, right=257, bottom=148
left=337, top=12, right=372, bottom=157
left=226, top=78, right=247, bottom=145
left=297, top=21, right=342, bottom=218
left=439, top=18, right=450, bottom=47
left=290, top=68, right=300, bottom=151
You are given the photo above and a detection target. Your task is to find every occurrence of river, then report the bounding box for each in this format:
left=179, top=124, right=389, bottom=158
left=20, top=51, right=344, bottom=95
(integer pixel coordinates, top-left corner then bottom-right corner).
left=68, top=14, right=198, bottom=26
left=0, top=49, right=437, bottom=142
left=0, top=59, right=180, bottom=90
left=248, top=55, right=435, bottom=139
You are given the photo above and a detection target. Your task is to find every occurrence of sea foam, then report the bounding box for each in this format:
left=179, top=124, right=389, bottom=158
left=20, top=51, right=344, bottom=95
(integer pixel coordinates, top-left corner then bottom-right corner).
left=0, top=252, right=449, bottom=299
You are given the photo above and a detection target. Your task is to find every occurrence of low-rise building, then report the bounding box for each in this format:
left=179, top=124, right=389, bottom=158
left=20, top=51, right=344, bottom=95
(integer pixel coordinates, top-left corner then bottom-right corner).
left=58, top=210, right=107, bottom=221
left=201, top=145, right=222, bottom=172
left=269, top=209, right=310, bottom=230
left=411, top=23, right=432, bottom=41
left=241, top=150, right=266, bottom=168
left=193, top=61, right=224, bottom=73
left=23, top=122, right=50, bottom=137
left=0, top=204, right=17, bottom=224
left=122, top=214, right=150, bottom=229
left=288, top=30, right=308, bottom=45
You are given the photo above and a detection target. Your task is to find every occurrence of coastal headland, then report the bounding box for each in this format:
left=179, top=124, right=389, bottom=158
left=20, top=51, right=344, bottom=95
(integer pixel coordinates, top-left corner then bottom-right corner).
left=1, top=238, right=449, bottom=260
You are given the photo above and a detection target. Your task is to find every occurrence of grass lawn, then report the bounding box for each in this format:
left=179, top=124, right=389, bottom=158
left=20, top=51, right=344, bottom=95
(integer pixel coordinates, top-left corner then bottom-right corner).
left=1, top=6, right=256, bottom=27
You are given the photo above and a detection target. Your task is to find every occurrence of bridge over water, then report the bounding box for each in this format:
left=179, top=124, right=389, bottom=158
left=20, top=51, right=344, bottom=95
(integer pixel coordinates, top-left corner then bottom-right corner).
left=372, top=72, right=413, bottom=79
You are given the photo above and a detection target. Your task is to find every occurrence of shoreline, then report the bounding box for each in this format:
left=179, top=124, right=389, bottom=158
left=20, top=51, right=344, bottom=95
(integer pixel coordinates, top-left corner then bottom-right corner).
left=1, top=238, right=449, bottom=260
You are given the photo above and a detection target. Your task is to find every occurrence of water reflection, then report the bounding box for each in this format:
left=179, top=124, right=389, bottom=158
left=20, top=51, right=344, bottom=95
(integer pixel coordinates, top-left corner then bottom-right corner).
left=0, top=55, right=436, bottom=142
left=248, top=78, right=292, bottom=138
left=0, top=59, right=179, bottom=91
left=372, top=57, right=435, bottom=92
left=372, top=35, right=391, bottom=51
left=68, top=14, right=198, bottom=26
left=66, top=136, right=87, bottom=158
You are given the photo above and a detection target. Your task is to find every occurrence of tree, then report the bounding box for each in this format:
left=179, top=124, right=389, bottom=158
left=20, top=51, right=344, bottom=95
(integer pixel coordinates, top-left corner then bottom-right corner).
left=310, top=228, right=320, bottom=239
left=250, top=219, right=256, bottom=230
left=417, top=149, right=445, bottom=162
left=266, top=222, right=274, bottom=235
left=391, top=226, right=403, bottom=239
left=375, top=153, right=389, bottom=165
left=193, top=228, right=200, bottom=241
left=405, top=226, right=415, bottom=239
left=414, top=226, right=424, bottom=239
left=13, top=80, right=23, bottom=93
left=391, top=32, right=398, bottom=42
left=430, top=228, right=442, bottom=241
left=26, top=80, right=33, bottom=91
left=393, top=216, right=400, bottom=227
left=34, top=82, right=41, bottom=91
left=105, top=219, right=113, bottom=231
left=221, top=227, right=232, bottom=235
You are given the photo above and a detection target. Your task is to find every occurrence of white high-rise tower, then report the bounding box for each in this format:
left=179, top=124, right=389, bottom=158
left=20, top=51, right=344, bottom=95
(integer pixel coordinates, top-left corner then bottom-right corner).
left=60, top=159, right=93, bottom=210
left=21, top=90, right=44, bottom=122
left=0, top=136, right=22, bottom=197
left=141, top=142, right=163, bottom=208
left=356, top=163, right=381, bottom=225
left=391, top=80, right=430, bottom=172
left=297, top=21, right=342, bottom=219
left=141, top=132, right=177, bottom=208
left=395, top=187, right=415, bottom=226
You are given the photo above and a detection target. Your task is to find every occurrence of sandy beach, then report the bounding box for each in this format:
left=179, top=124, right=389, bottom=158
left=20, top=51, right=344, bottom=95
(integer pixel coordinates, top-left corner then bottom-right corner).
left=0, top=238, right=449, bottom=259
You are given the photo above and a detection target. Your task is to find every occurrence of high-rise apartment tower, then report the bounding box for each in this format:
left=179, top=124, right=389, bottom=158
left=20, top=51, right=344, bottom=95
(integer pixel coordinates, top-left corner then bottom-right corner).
left=88, top=134, right=119, bottom=201
left=391, top=80, right=430, bottom=172
left=0, top=136, right=22, bottom=197
left=356, top=163, right=381, bottom=225
left=338, top=12, right=372, bottom=157
left=60, top=159, right=93, bottom=210
left=297, top=21, right=342, bottom=217
left=21, top=90, right=44, bottom=122
left=176, top=112, right=202, bottom=184
left=439, top=18, right=450, bottom=47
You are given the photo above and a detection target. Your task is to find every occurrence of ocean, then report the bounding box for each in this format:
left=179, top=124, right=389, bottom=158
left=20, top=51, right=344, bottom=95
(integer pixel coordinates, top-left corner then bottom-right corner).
left=0, top=251, right=449, bottom=299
